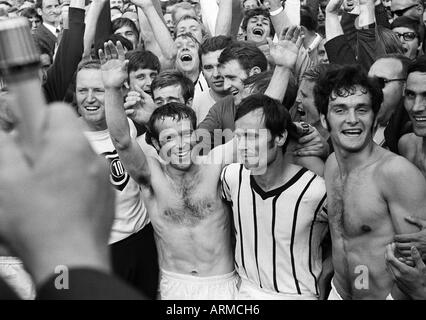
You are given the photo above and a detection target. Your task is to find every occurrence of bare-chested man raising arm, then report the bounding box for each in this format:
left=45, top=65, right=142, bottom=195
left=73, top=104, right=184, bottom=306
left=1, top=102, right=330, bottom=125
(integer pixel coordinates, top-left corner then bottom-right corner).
left=99, top=41, right=237, bottom=300
left=314, top=65, right=426, bottom=300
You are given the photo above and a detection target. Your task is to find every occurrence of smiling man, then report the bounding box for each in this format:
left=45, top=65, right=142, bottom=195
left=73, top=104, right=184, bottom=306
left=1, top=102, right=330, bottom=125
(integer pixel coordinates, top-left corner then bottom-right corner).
left=34, top=0, right=61, bottom=59
left=75, top=60, right=159, bottom=299
left=241, top=8, right=274, bottom=45
left=315, top=64, right=426, bottom=300
left=398, top=56, right=426, bottom=177
left=193, top=36, right=233, bottom=124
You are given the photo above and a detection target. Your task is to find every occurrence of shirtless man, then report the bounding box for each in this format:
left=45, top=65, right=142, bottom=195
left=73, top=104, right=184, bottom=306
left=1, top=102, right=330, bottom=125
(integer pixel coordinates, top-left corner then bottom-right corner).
left=100, top=41, right=237, bottom=300
left=314, top=64, right=426, bottom=299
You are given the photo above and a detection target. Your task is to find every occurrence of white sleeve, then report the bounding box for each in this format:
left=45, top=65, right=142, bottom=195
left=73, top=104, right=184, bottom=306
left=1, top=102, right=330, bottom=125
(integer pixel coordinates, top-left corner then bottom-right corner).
left=220, top=165, right=232, bottom=202
left=283, top=0, right=300, bottom=27
left=200, top=0, right=219, bottom=36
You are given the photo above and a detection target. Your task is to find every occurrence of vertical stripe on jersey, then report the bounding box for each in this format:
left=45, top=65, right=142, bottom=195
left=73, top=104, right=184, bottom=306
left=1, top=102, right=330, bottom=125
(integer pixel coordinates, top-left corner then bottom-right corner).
left=308, top=194, right=327, bottom=296
left=290, top=174, right=317, bottom=294
left=271, top=195, right=279, bottom=292
left=251, top=187, right=262, bottom=288
left=237, top=164, right=247, bottom=276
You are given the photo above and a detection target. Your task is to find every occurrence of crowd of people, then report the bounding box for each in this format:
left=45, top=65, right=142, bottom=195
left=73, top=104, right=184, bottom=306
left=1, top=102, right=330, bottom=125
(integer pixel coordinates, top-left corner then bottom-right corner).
left=0, top=0, right=425, bottom=300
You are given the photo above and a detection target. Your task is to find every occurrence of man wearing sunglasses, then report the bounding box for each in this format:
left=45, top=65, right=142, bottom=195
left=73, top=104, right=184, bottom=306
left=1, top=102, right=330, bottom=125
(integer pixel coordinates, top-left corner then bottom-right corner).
left=391, top=0, right=424, bottom=20
left=391, top=16, right=423, bottom=60
left=368, top=54, right=413, bottom=153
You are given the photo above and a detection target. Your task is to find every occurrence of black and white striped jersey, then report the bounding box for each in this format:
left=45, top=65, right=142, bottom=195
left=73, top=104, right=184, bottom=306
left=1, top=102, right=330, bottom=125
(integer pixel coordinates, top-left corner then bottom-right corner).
left=221, top=163, right=328, bottom=297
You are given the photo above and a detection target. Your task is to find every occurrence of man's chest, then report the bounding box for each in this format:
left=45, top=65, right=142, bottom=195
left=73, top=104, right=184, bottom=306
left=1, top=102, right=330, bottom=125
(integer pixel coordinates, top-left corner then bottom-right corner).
left=327, top=173, right=388, bottom=237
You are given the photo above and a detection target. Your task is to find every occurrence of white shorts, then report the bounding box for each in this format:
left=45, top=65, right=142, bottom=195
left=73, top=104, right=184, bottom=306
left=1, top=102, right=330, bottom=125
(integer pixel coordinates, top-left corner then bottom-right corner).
left=237, top=277, right=318, bottom=300
left=160, top=269, right=239, bottom=300
left=0, top=256, right=36, bottom=300
left=327, top=280, right=343, bottom=300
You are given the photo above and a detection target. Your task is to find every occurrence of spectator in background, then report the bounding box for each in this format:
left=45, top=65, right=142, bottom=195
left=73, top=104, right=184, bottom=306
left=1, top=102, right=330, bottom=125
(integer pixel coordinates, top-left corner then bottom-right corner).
left=20, top=7, right=42, bottom=32
left=391, top=16, right=423, bottom=59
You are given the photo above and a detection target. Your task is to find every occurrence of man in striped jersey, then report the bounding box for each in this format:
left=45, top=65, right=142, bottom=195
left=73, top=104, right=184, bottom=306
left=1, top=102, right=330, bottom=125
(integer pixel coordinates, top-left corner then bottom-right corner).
left=221, top=93, right=331, bottom=300
left=315, top=64, right=426, bottom=299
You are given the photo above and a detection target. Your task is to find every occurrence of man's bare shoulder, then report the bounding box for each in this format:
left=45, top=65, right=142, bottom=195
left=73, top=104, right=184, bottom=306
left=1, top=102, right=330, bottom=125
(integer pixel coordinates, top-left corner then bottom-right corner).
left=324, top=152, right=338, bottom=178
left=398, top=133, right=420, bottom=160
left=375, top=148, right=425, bottom=190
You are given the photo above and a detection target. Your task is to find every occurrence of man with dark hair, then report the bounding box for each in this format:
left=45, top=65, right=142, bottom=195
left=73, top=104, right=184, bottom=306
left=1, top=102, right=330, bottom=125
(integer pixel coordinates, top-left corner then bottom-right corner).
left=389, top=56, right=426, bottom=300
left=151, top=69, right=194, bottom=106
left=197, top=40, right=268, bottom=151
left=314, top=64, right=426, bottom=299
left=126, top=49, right=161, bottom=94
left=295, top=5, right=324, bottom=82
left=112, top=17, right=140, bottom=49
left=241, top=8, right=274, bottom=45
left=221, top=93, right=330, bottom=299
left=33, top=0, right=61, bottom=59
left=391, top=16, right=423, bottom=60
left=101, top=42, right=239, bottom=300
left=193, top=35, right=233, bottom=124
left=20, top=7, right=42, bottom=32
left=73, top=58, right=159, bottom=299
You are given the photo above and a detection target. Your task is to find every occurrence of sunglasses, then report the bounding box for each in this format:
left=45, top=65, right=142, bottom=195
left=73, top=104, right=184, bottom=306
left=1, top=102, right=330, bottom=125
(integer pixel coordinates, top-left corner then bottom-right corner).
left=394, top=31, right=417, bottom=41
left=391, top=4, right=418, bottom=17
left=371, top=77, right=405, bottom=89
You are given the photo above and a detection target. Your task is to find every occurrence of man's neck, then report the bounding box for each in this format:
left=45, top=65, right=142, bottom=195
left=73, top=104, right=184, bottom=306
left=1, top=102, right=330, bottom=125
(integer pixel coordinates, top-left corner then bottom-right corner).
left=80, top=118, right=108, bottom=132
left=334, top=140, right=377, bottom=176
left=165, top=161, right=199, bottom=181
left=252, top=150, right=292, bottom=192
left=209, top=88, right=227, bottom=102
left=184, top=69, right=200, bottom=83
left=303, top=30, right=318, bottom=49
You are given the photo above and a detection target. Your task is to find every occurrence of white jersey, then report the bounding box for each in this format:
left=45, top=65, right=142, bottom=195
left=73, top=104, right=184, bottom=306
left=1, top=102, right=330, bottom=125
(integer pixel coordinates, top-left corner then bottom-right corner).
left=221, top=163, right=328, bottom=298
left=84, top=120, right=149, bottom=244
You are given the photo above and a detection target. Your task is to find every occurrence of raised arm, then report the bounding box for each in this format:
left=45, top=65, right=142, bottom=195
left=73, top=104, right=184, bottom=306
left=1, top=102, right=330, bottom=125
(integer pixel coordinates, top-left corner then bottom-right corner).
left=215, top=0, right=233, bottom=36
left=100, top=41, right=152, bottom=187
left=265, top=25, right=302, bottom=102
left=325, top=0, right=344, bottom=42
left=83, top=0, right=108, bottom=58
left=43, top=0, right=85, bottom=102
left=269, top=0, right=300, bottom=38
left=132, top=0, right=177, bottom=63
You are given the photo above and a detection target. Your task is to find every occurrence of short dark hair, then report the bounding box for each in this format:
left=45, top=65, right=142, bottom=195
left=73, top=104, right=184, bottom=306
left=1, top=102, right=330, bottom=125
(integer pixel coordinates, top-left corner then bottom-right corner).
left=391, top=16, right=421, bottom=40
left=314, top=64, right=383, bottom=117
left=300, top=5, right=318, bottom=32
left=20, top=7, right=42, bottom=20
left=112, top=17, right=139, bottom=43
left=146, top=102, right=197, bottom=145
left=235, top=93, right=296, bottom=152
left=243, top=70, right=298, bottom=110
left=199, top=35, right=233, bottom=57
left=151, top=70, right=194, bottom=104
left=407, top=55, right=426, bottom=75
left=35, top=0, right=43, bottom=9
left=241, top=8, right=274, bottom=36
left=94, top=34, right=133, bottom=59
left=126, top=50, right=161, bottom=74
left=302, top=63, right=341, bottom=82
left=218, top=41, right=268, bottom=74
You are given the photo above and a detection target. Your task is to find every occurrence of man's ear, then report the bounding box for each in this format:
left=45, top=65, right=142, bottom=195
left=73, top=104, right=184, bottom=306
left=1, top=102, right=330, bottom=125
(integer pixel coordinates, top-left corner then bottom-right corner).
left=249, top=66, right=261, bottom=76
left=36, top=8, right=43, bottom=16
left=275, top=130, right=288, bottom=147
left=320, top=114, right=328, bottom=131
left=185, top=97, right=193, bottom=108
